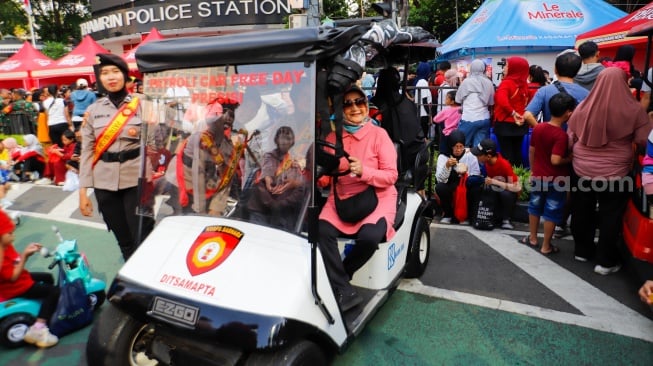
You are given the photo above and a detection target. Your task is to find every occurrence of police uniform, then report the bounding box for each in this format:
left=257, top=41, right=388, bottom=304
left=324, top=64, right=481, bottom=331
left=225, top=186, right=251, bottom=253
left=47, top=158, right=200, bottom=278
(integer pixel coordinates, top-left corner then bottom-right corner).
left=79, top=53, right=155, bottom=260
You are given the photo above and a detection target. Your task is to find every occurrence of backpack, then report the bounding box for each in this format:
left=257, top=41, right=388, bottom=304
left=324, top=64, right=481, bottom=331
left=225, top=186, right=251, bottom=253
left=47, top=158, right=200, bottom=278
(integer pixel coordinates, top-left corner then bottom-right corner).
left=473, top=186, right=497, bottom=230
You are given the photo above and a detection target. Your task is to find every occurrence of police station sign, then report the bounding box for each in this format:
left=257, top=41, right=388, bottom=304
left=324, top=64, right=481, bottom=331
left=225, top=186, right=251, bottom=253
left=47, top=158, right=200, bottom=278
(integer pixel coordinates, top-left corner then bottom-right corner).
left=82, top=0, right=291, bottom=39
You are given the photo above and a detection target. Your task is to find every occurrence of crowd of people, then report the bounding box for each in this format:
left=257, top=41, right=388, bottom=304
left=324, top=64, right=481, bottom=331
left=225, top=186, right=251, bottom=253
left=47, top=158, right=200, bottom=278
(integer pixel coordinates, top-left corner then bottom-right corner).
left=3, top=38, right=653, bottom=349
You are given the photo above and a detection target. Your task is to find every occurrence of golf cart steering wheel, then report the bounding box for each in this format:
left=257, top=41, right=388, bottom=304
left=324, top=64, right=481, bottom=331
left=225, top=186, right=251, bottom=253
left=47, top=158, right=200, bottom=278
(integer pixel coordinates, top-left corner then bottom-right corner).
left=315, top=140, right=351, bottom=177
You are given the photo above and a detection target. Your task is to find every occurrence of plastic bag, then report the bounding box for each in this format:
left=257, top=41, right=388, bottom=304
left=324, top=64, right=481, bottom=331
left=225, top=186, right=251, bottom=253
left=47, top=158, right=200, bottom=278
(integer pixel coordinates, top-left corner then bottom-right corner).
left=453, top=173, right=468, bottom=223
left=49, top=267, right=93, bottom=337
left=62, top=170, right=79, bottom=192
left=473, top=186, right=496, bottom=230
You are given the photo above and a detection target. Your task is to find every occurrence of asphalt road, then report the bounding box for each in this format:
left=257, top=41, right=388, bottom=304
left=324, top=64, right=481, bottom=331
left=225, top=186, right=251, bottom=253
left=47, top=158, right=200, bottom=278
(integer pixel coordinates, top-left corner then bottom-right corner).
left=1, top=183, right=652, bottom=365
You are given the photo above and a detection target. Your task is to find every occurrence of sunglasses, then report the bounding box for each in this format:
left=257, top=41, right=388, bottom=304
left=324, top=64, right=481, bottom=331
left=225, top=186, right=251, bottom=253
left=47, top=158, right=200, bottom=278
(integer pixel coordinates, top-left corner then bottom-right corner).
left=343, top=97, right=367, bottom=108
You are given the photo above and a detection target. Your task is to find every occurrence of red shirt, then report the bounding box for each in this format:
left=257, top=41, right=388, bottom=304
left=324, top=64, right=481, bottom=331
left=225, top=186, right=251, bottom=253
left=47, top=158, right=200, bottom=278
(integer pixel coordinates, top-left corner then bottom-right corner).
left=530, top=122, right=569, bottom=179
left=486, top=154, right=519, bottom=184
left=0, top=244, right=34, bottom=301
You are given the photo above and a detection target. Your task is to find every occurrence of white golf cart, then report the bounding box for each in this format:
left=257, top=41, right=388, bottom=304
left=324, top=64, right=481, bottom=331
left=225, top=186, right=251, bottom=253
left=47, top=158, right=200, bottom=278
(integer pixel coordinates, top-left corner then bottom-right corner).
left=86, top=21, right=437, bottom=365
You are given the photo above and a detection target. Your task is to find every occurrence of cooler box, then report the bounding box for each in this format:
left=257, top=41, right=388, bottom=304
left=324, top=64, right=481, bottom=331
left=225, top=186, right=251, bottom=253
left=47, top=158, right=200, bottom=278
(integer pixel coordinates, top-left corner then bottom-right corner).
left=623, top=200, right=653, bottom=263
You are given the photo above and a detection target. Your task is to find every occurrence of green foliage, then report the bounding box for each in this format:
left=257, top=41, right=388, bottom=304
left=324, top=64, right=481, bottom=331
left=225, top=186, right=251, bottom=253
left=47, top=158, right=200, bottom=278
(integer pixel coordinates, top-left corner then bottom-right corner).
left=512, top=165, right=531, bottom=202
left=323, top=0, right=349, bottom=19
left=0, top=0, right=28, bottom=38
left=30, top=0, right=91, bottom=43
left=407, top=0, right=482, bottom=42
left=42, top=41, right=67, bottom=60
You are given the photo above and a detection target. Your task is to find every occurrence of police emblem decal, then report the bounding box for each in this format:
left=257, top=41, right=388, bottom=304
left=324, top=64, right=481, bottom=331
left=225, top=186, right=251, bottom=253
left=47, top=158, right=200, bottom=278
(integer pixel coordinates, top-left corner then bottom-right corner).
left=186, top=226, right=244, bottom=276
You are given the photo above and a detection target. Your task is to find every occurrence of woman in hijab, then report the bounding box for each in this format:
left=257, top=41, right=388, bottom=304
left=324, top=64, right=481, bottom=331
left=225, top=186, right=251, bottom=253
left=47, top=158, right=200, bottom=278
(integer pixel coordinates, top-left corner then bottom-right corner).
left=456, top=59, right=495, bottom=148
left=78, top=53, right=155, bottom=261
left=317, top=85, right=398, bottom=312
left=493, top=56, right=530, bottom=167
left=568, top=67, right=652, bottom=274
left=434, top=130, right=481, bottom=224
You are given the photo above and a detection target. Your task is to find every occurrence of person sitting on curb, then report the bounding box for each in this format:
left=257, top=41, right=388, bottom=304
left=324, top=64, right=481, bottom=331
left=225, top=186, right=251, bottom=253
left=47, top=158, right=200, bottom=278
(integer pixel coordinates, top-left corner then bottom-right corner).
left=470, top=138, right=521, bottom=230
left=435, top=130, right=481, bottom=224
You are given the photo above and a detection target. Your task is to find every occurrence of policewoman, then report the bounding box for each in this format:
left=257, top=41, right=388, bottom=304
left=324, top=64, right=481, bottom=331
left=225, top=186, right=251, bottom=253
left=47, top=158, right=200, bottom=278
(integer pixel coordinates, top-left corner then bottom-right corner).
left=78, top=53, right=155, bottom=260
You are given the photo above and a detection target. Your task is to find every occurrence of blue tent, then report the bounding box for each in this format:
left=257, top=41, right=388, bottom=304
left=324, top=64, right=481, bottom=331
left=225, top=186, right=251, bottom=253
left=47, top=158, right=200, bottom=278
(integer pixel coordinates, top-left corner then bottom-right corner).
left=439, top=0, right=626, bottom=61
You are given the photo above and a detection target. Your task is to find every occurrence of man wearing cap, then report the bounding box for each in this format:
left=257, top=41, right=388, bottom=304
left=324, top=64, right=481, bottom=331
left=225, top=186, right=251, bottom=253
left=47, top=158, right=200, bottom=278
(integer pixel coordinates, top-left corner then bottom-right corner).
left=78, top=53, right=155, bottom=261
left=70, top=78, right=96, bottom=131
left=471, top=138, right=521, bottom=230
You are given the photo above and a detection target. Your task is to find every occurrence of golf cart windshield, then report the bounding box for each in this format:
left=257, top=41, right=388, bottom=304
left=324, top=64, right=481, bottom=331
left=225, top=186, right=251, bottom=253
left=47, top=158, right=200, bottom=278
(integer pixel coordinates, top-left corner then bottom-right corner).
left=139, top=62, right=315, bottom=234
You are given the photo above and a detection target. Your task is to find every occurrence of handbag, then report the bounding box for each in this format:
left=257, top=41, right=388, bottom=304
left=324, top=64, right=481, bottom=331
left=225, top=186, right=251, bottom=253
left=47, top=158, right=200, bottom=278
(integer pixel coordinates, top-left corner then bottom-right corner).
left=333, top=176, right=378, bottom=223
left=473, top=185, right=496, bottom=230
left=453, top=173, right=468, bottom=223
left=49, top=266, right=93, bottom=337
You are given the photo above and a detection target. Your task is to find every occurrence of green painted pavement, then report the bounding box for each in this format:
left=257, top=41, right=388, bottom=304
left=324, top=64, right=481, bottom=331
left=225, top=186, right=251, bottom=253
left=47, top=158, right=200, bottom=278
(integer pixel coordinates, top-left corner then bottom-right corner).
left=2, top=217, right=653, bottom=365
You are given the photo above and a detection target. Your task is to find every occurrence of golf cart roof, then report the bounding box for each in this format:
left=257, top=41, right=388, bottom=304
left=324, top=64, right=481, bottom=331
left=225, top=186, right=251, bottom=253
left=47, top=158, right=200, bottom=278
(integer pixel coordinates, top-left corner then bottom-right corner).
left=136, top=26, right=368, bottom=73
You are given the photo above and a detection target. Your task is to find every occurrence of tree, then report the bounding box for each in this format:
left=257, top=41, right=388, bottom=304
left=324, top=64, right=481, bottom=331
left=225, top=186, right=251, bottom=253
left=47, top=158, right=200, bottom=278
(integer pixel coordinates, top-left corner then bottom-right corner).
left=29, top=0, right=90, bottom=43
left=407, top=0, right=482, bottom=41
left=42, top=41, right=67, bottom=59
left=0, top=0, right=28, bottom=39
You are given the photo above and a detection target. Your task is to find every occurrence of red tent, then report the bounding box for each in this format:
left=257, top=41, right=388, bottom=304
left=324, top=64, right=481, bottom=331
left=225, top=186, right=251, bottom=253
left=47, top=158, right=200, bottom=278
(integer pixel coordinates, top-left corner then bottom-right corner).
left=0, top=42, right=54, bottom=89
left=576, top=2, right=653, bottom=71
left=123, top=28, right=164, bottom=73
left=31, top=35, right=110, bottom=86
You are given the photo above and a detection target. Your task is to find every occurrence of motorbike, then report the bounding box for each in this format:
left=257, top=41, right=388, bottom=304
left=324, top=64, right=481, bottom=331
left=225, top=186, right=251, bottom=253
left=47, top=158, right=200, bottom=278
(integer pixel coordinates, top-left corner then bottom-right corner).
left=87, top=19, right=439, bottom=365
left=0, top=226, right=106, bottom=348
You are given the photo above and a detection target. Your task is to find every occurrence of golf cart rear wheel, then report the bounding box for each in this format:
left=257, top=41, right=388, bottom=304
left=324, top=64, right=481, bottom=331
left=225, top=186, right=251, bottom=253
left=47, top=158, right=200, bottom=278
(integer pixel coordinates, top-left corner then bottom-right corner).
left=86, top=303, right=158, bottom=366
left=0, top=313, right=34, bottom=348
left=404, top=216, right=430, bottom=278
left=245, top=340, right=326, bottom=366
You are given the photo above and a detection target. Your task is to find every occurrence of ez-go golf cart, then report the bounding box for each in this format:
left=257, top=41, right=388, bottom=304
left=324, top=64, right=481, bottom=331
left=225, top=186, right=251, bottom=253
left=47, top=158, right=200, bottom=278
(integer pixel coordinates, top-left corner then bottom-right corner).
left=86, top=20, right=437, bottom=365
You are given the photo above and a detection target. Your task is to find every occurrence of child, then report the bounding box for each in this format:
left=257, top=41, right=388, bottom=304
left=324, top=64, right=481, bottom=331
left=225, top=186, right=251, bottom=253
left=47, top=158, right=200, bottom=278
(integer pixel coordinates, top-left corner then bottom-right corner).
left=471, top=138, right=521, bottom=229
left=0, top=209, right=60, bottom=347
left=524, top=93, right=576, bottom=255
left=433, top=90, right=462, bottom=155
left=44, top=130, right=76, bottom=186
left=14, top=135, right=45, bottom=182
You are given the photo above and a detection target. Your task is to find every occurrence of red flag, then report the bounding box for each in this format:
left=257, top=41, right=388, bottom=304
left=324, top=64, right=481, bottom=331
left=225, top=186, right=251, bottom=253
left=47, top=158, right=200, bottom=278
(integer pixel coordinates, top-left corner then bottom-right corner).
left=24, top=0, right=32, bottom=15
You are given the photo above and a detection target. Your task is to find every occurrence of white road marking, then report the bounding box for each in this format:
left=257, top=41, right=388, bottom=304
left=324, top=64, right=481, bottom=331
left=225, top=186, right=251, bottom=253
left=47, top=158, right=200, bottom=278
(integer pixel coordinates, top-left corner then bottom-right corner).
left=401, top=224, right=653, bottom=343
left=8, top=185, right=653, bottom=341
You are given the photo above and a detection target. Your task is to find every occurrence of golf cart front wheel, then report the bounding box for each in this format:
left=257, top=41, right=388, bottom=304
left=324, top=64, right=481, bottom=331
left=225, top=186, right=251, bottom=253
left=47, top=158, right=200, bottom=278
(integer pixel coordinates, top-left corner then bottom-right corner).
left=0, top=313, right=34, bottom=348
left=404, top=216, right=430, bottom=278
left=86, top=303, right=157, bottom=366
left=245, top=340, right=327, bottom=366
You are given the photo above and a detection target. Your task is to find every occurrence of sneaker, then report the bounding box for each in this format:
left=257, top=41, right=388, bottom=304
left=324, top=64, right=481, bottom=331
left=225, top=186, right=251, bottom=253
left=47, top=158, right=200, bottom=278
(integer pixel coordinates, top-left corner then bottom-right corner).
left=594, top=264, right=621, bottom=275
left=337, top=289, right=363, bottom=312
left=554, top=226, right=571, bottom=239
left=439, top=217, right=452, bottom=224
left=501, top=220, right=514, bottom=230
left=34, top=178, right=52, bottom=185
left=23, top=325, right=58, bottom=348
left=574, top=256, right=588, bottom=262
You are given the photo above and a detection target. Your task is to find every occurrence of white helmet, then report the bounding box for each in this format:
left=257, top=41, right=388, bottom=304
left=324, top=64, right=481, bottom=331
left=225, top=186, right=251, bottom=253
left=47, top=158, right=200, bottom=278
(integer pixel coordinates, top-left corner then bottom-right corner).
left=76, top=78, right=88, bottom=88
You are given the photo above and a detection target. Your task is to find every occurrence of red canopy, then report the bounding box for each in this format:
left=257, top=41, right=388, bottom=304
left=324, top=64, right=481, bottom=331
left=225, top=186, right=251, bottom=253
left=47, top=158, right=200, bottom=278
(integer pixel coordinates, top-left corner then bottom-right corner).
left=0, top=42, right=54, bottom=89
left=123, top=28, right=164, bottom=72
left=576, top=2, right=653, bottom=70
left=31, top=35, right=110, bottom=83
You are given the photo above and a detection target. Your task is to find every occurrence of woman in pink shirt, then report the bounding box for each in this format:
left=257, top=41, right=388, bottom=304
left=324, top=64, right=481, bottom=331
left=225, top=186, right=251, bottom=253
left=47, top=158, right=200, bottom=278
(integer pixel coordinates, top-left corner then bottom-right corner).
left=318, top=85, right=398, bottom=312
